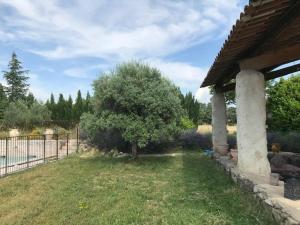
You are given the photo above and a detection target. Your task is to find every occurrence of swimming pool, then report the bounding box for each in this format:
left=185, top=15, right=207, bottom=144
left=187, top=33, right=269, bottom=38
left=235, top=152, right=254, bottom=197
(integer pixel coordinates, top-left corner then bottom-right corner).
left=0, top=155, right=37, bottom=167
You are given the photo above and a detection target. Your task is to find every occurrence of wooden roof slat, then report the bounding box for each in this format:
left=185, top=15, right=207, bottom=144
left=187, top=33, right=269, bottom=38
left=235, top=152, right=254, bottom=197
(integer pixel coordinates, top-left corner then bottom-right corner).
left=201, top=0, right=300, bottom=87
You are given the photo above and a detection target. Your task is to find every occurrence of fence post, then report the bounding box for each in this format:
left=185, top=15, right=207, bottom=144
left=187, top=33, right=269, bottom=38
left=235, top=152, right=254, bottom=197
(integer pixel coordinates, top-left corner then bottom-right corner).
left=27, top=136, right=30, bottom=168
left=43, top=135, right=46, bottom=163
left=66, top=134, right=69, bottom=156
left=5, top=138, right=8, bottom=175
left=56, top=133, right=59, bottom=160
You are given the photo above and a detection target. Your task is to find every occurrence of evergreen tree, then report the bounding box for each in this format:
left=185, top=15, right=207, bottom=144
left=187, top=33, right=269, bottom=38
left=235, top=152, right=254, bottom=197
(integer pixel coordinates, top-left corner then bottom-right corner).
left=0, top=83, right=8, bottom=120
left=56, top=94, right=66, bottom=121
left=46, top=93, right=57, bottom=121
left=25, top=92, right=35, bottom=107
left=3, top=52, right=29, bottom=102
left=73, top=90, right=84, bottom=121
left=66, top=95, right=73, bottom=122
left=84, top=91, right=92, bottom=113
left=181, top=92, right=200, bottom=125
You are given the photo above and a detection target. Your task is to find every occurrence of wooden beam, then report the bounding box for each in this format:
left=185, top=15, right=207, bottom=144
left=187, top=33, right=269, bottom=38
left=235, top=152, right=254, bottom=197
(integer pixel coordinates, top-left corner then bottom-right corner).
left=221, top=62, right=300, bottom=92
left=221, top=83, right=235, bottom=92
left=265, top=63, right=300, bottom=81
left=239, top=44, right=300, bottom=70
left=209, top=0, right=300, bottom=87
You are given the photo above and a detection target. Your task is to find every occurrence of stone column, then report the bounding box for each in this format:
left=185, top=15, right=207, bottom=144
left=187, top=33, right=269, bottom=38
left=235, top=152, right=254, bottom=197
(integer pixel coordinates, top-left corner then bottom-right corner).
left=236, top=69, right=271, bottom=177
left=212, top=87, right=228, bottom=155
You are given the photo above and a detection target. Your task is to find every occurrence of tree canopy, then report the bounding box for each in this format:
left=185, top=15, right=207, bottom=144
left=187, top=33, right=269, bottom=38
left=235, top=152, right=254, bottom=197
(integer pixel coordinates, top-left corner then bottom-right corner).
left=80, top=62, right=184, bottom=157
left=267, top=75, right=300, bottom=131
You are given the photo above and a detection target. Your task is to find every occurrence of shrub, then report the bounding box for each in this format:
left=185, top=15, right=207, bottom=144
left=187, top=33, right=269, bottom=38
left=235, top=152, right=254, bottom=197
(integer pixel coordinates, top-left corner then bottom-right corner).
left=29, top=128, right=44, bottom=136
left=180, top=117, right=196, bottom=129
left=267, top=132, right=300, bottom=153
left=80, top=62, right=183, bottom=157
left=3, top=100, right=51, bottom=129
left=178, top=129, right=212, bottom=150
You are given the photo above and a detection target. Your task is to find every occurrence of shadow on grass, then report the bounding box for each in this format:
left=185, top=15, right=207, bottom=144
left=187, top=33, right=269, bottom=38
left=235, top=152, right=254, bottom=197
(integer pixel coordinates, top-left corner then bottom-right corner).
left=181, top=152, right=276, bottom=225
left=79, top=153, right=174, bottom=171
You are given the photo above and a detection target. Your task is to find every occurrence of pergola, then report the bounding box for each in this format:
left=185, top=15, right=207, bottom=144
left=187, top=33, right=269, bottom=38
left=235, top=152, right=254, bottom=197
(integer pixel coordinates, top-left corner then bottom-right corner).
left=201, top=0, right=300, bottom=177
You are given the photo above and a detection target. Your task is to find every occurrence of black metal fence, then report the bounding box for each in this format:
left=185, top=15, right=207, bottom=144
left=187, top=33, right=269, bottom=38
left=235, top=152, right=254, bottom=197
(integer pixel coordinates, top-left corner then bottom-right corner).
left=0, top=130, right=79, bottom=177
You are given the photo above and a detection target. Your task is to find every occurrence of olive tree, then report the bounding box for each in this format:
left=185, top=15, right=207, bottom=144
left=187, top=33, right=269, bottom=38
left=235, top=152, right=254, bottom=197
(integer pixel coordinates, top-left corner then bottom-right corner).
left=80, top=62, right=183, bottom=157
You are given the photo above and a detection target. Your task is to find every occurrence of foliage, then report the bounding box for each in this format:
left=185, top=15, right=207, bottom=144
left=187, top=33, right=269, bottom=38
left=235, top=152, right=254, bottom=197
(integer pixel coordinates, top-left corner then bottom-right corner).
left=178, top=129, right=211, bottom=150
left=198, top=102, right=211, bottom=124
left=29, top=102, right=52, bottom=125
left=180, top=92, right=200, bottom=124
left=80, top=113, right=129, bottom=151
left=25, top=92, right=36, bottom=107
left=3, top=100, right=51, bottom=129
left=267, top=132, right=300, bottom=153
left=80, top=62, right=184, bottom=156
left=73, top=90, right=84, bottom=122
left=29, top=128, right=44, bottom=136
left=267, top=75, right=300, bottom=131
left=180, top=117, right=196, bottom=129
left=3, top=52, right=29, bottom=102
left=180, top=92, right=212, bottom=125
left=45, top=91, right=92, bottom=126
left=227, top=106, right=236, bottom=125
left=0, top=83, right=8, bottom=120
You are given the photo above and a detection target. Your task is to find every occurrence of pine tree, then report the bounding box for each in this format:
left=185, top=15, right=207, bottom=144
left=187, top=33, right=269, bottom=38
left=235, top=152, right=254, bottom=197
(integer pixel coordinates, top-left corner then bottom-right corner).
left=73, top=90, right=83, bottom=121
left=0, top=83, right=8, bottom=120
left=3, top=52, right=29, bottom=102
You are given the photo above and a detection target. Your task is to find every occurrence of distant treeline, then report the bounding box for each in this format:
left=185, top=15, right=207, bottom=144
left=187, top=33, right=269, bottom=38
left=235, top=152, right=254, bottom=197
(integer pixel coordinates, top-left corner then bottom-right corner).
left=0, top=52, right=92, bottom=129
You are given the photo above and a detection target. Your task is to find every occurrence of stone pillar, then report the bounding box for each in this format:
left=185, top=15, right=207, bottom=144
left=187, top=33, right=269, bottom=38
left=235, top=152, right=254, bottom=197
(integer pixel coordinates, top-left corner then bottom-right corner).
left=236, top=69, right=271, bottom=177
left=212, top=87, right=228, bottom=155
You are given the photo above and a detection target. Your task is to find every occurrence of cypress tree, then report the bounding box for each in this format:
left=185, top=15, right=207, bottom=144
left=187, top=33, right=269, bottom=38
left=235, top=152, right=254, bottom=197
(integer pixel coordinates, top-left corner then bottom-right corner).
left=84, top=91, right=92, bottom=113
left=57, top=94, right=66, bottom=121
left=3, top=52, right=29, bottom=102
left=73, top=90, right=83, bottom=121
left=66, top=95, right=73, bottom=123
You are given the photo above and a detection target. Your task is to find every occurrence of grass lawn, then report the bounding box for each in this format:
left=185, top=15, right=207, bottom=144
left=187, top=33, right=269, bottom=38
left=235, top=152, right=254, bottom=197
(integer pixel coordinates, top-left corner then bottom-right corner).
left=0, top=151, right=275, bottom=225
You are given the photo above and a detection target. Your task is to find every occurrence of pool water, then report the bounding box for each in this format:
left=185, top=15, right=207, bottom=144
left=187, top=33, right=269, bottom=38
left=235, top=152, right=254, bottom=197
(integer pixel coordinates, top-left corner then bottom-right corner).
left=0, top=155, right=37, bottom=167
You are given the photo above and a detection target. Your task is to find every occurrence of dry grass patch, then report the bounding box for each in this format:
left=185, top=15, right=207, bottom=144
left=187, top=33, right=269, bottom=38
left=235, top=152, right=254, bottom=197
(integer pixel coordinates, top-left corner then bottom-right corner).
left=197, top=124, right=237, bottom=134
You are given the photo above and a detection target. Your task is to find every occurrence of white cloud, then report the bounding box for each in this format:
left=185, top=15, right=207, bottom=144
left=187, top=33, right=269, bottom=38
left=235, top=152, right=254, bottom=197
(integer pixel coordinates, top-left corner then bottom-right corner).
left=149, top=59, right=208, bottom=89
left=0, top=0, right=242, bottom=60
left=147, top=59, right=211, bottom=102
left=195, top=87, right=211, bottom=103
left=63, top=64, right=110, bottom=78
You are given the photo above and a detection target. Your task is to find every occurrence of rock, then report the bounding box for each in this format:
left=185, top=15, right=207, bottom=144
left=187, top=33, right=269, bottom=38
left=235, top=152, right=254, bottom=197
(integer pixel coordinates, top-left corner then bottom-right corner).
left=44, top=129, right=54, bottom=140
left=270, top=154, right=289, bottom=168
left=9, top=129, right=20, bottom=138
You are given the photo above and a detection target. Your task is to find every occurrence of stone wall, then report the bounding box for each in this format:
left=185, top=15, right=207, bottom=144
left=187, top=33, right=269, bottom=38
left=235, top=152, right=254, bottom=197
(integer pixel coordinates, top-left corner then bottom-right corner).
left=215, top=156, right=300, bottom=225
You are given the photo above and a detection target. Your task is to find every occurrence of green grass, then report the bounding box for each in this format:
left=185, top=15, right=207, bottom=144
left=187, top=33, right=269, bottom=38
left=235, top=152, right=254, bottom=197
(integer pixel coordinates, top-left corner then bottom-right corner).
left=0, top=151, right=275, bottom=225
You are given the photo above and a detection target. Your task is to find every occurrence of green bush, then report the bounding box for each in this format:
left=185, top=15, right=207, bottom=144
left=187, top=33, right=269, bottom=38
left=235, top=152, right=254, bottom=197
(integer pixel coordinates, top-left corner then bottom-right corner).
left=180, top=117, right=196, bottom=129
left=80, top=62, right=184, bottom=157
left=3, top=100, right=51, bottom=129
left=267, top=75, right=300, bottom=131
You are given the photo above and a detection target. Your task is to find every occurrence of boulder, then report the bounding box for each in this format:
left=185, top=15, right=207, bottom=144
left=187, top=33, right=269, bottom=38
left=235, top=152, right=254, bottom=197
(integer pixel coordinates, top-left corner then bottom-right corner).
left=9, top=129, right=20, bottom=138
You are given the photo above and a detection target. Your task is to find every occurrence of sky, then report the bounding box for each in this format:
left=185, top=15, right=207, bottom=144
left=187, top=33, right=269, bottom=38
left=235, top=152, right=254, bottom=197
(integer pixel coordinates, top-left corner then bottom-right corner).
left=0, top=0, right=249, bottom=103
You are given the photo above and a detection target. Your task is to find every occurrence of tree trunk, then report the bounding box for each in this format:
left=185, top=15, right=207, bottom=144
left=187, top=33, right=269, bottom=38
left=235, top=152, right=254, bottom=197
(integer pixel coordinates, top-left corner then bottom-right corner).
left=132, top=143, right=138, bottom=159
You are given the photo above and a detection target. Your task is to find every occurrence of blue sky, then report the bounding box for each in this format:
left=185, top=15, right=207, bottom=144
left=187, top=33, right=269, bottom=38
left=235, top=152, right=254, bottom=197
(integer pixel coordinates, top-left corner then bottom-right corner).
left=0, top=0, right=248, bottom=102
